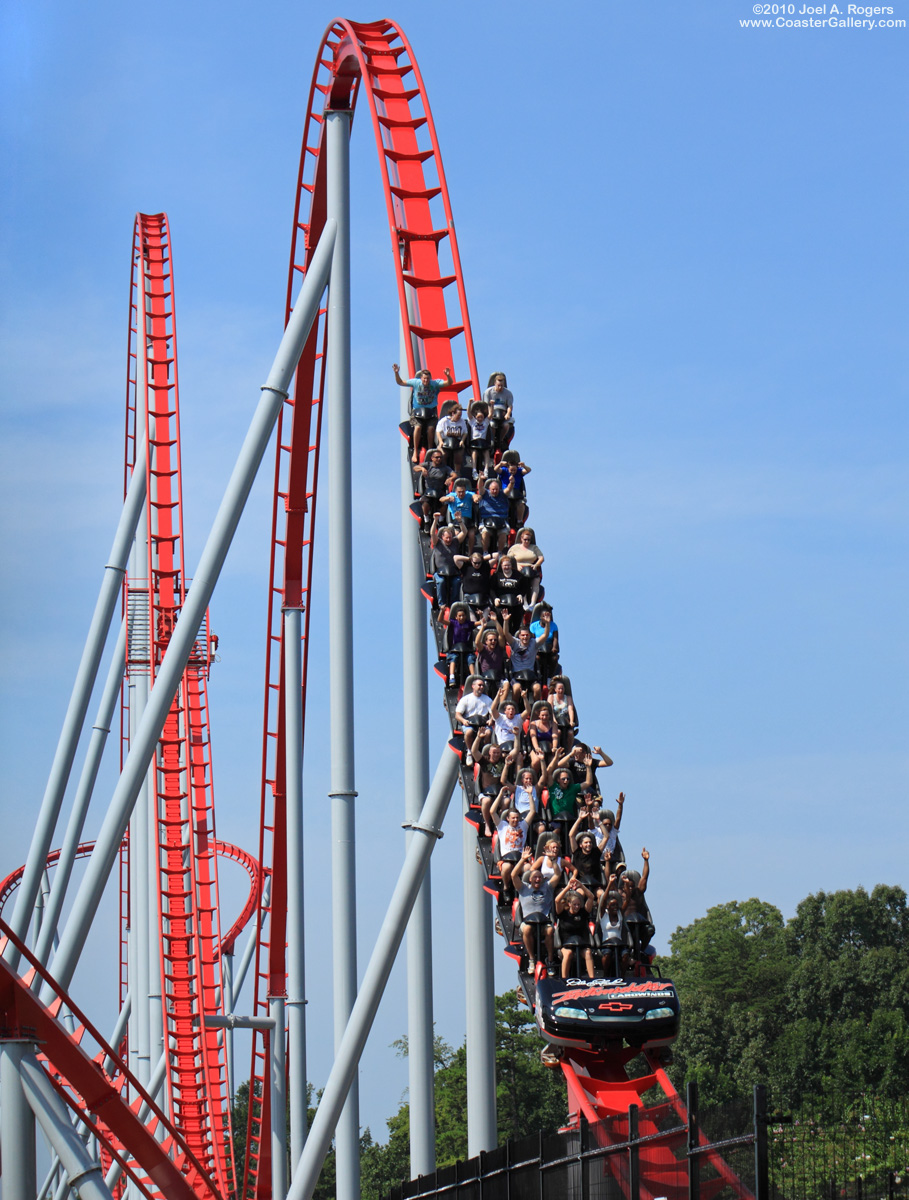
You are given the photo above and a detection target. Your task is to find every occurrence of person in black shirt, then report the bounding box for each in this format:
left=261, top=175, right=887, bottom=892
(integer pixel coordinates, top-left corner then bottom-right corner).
left=454, top=549, right=493, bottom=614
left=554, top=881, right=595, bottom=979
left=414, top=449, right=455, bottom=526
left=429, top=517, right=466, bottom=611
left=491, top=554, right=529, bottom=624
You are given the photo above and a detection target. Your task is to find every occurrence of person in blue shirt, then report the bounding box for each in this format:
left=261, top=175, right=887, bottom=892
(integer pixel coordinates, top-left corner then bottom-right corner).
left=498, top=450, right=531, bottom=528
left=476, top=473, right=515, bottom=558
left=529, top=604, right=559, bottom=681
left=438, top=477, right=477, bottom=551
left=393, top=362, right=453, bottom=463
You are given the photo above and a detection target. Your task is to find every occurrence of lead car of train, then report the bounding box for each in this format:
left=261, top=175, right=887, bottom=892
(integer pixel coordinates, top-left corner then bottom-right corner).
left=530, top=972, right=680, bottom=1054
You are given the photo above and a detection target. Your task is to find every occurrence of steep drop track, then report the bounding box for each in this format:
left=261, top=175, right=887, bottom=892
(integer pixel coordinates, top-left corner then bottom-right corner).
left=242, top=16, right=744, bottom=1200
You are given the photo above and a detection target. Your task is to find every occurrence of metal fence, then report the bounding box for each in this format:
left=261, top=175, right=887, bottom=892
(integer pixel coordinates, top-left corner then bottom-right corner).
left=386, top=1084, right=759, bottom=1200
left=768, top=1096, right=909, bottom=1200
left=385, top=1090, right=909, bottom=1200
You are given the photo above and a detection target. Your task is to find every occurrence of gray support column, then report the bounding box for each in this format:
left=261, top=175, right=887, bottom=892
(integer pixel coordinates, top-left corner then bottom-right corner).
left=269, top=998, right=287, bottom=1200
left=133, top=674, right=152, bottom=1088
left=1, top=1040, right=38, bottom=1200
left=19, top=1054, right=113, bottom=1200
left=231, top=879, right=268, bottom=1008
left=221, top=953, right=235, bottom=1104
left=399, top=323, right=434, bottom=1177
left=32, top=620, right=127, bottom=968
left=287, top=747, right=460, bottom=1200
left=5, top=436, right=148, bottom=964
left=463, top=819, right=497, bottom=1154
left=284, top=605, right=307, bottom=1167
left=41, top=221, right=337, bottom=1001
left=146, top=744, right=164, bottom=1110
left=324, top=107, right=359, bottom=1200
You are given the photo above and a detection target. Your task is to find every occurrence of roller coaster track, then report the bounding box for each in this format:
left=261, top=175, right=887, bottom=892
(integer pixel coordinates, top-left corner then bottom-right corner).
left=122, top=213, right=232, bottom=1193
left=238, top=16, right=752, bottom=1200
left=241, top=19, right=481, bottom=1196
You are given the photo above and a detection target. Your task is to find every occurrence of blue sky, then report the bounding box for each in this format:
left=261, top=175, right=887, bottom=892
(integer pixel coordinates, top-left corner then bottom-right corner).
left=2, top=0, right=907, bottom=1150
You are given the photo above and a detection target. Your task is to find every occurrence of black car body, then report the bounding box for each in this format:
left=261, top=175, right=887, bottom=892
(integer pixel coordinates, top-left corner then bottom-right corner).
left=534, top=974, right=681, bottom=1052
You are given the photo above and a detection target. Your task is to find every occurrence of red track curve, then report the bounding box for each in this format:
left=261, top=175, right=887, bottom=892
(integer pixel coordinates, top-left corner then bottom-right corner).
left=122, top=213, right=234, bottom=1193
left=242, top=19, right=482, bottom=1195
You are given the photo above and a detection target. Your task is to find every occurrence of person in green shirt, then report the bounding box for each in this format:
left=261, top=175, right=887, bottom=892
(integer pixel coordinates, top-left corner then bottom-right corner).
left=544, top=754, right=594, bottom=839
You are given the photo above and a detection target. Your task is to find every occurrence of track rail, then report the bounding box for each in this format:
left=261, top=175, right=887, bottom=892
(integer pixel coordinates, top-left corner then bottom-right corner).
left=242, top=19, right=482, bottom=1195
left=0, top=919, right=220, bottom=1200
left=123, top=213, right=232, bottom=1192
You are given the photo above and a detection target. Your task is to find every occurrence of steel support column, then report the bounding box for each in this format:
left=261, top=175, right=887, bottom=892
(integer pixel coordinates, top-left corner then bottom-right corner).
left=1, top=1040, right=38, bottom=1200
left=284, top=604, right=307, bottom=1167
left=270, top=997, right=287, bottom=1200
left=287, top=747, right=460, bottom=1200
left=324, top=107, right=359, bottom=1200
left=463, top=817, right=497, bottom=1155
left=19, top=1053, right=113, bottom=1200
left=41, top=220, right=337, bottom=1000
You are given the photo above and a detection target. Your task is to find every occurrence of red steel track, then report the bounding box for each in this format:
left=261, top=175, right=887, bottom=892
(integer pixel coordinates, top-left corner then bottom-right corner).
left=242, top=19, right=481, bottom=1196
left=122, top=213, right=233, bottom=1193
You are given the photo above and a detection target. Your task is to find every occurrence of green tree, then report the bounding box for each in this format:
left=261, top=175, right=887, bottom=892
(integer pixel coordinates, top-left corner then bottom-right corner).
left=665, top=886, right=909, bottom=1111
left=665, top=897, right=792, bottom=1105
left=770, top=884, right=909, bottom=1110
left=495, top=990, right=566, bottom=1141
left=360, top=991, right=568, bottom=1197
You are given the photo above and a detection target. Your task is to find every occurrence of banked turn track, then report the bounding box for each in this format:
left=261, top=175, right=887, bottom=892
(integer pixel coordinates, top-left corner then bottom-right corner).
left=0, top=17, right=751, bottom=1200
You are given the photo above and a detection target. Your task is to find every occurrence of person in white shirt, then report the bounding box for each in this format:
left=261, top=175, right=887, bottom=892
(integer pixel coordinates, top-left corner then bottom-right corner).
left=489, top=683, right=523, bottom=750
left=435, top=401, right=469, bottom=472
left=466, top=400, right=493, bottom=475
left=454, top=676, right=492, bottom=764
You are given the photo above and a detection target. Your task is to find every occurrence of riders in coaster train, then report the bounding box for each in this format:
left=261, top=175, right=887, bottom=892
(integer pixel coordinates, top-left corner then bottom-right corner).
left=435, top=400, right=469, bottom=473
left=498, top=449, right=531, bottom=528
left=429, top=517, right=466, bottom=610
left=437, top=477, right=477, bottom=551
left=491, top=554, right=530, bottom=623
left=506, top=527, right=544, bottom=607
left=467, top=400, right=494, bottom=476
left=476, top=472, right=515, bottom=557
left=483, top=371, right=515, bottom=451
left=393, top=361, right=453, bottom=464
left=415, top=451, right=455, bottom=527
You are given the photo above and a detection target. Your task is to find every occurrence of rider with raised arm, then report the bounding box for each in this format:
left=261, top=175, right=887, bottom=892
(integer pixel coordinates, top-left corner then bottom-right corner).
left=393, top=362, right=453, bottom=463
left=554, top=880, right=596, bottom=979
left=476, top=472, right=515, bottom=558
left=513, top=850, right=555, bottom=974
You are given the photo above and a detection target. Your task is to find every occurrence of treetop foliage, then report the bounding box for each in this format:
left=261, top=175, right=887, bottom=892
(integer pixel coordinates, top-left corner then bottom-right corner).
left=664, top=884, right=909, bottom=1112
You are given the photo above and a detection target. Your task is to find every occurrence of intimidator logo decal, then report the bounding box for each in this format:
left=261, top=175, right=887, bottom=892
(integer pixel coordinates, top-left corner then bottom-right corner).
left=552, top=981, right=676, bottom=1004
